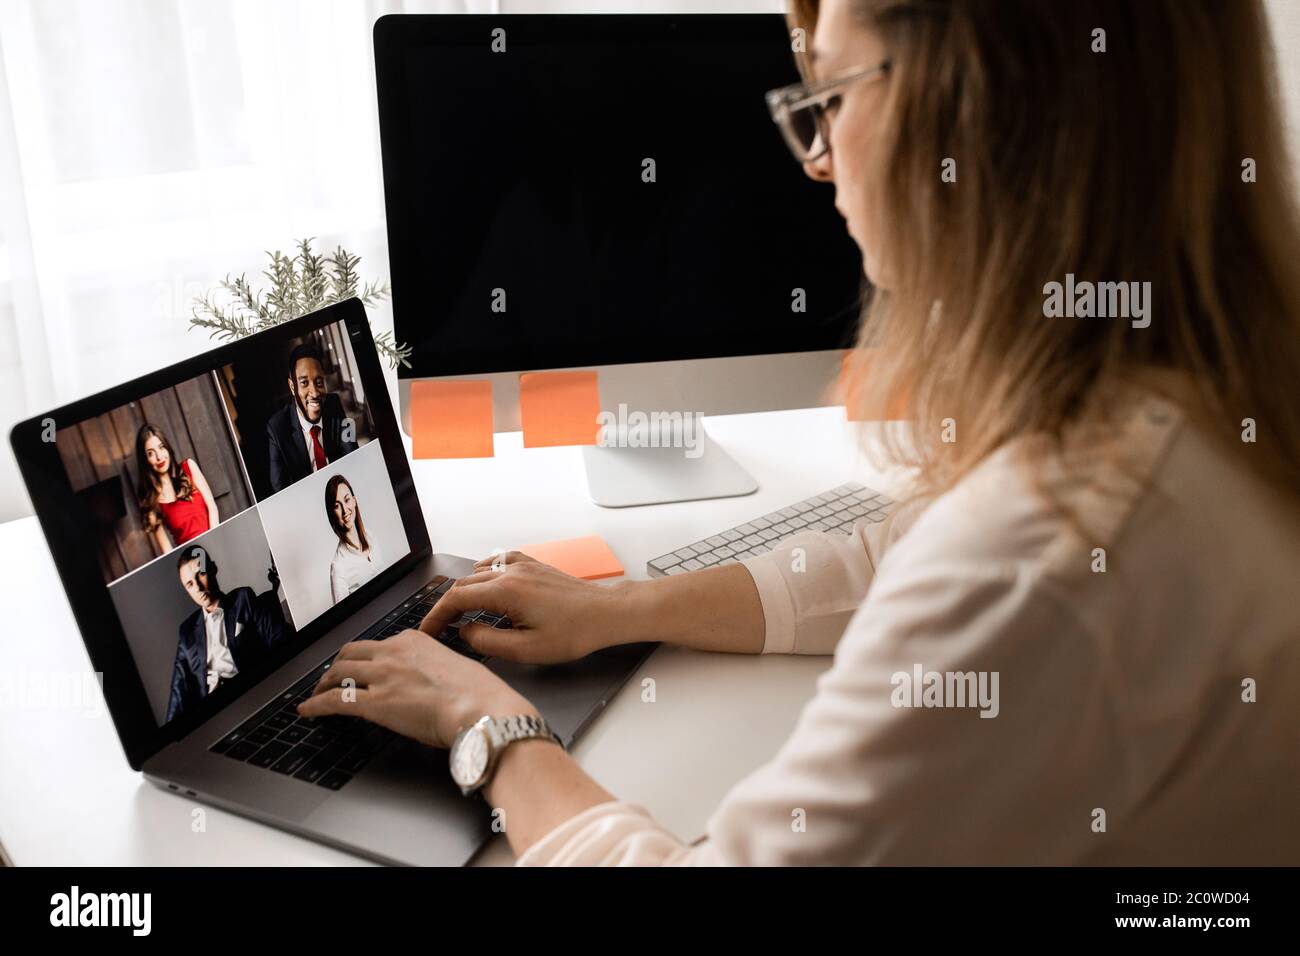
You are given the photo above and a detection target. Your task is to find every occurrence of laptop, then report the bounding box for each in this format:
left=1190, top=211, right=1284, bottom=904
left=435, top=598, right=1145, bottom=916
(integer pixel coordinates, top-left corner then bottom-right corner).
left=9, top=298, right=652, bottom=866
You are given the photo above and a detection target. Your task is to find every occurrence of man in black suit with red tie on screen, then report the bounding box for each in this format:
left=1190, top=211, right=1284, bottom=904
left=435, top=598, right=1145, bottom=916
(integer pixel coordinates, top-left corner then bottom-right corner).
left=266, top=343, right=358, bottom=493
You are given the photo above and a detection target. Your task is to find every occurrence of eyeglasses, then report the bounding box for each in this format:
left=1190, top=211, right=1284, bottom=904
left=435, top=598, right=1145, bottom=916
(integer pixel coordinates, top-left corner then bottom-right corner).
left=765, top=61, right=891, bottom=163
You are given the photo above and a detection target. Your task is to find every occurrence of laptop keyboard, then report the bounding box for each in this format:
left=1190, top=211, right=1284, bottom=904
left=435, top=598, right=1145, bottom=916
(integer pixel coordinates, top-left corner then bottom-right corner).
left=210, top=574, right=511, bottom=790
left=646, top=482, right=894, bottom=577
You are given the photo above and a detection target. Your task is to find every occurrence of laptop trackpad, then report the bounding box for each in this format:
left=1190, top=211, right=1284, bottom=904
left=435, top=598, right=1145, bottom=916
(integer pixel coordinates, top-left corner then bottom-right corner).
left=485, top=642, right=655, bottom=744
left=301, top=734, right=490, bottom=866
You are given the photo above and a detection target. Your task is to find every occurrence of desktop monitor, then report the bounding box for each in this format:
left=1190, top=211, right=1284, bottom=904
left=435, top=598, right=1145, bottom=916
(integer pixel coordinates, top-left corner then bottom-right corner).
left=374, top=13, right=865, bottom=505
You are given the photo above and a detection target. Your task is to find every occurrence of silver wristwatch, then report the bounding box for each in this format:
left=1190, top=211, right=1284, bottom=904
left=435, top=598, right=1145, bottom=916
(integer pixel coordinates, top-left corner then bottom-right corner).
left=448, top=714, right=562, bottom=796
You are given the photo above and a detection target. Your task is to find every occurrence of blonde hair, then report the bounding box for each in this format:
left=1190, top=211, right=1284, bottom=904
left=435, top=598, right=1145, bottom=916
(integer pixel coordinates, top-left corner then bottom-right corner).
left=794, top=0, right=1300, bottom=505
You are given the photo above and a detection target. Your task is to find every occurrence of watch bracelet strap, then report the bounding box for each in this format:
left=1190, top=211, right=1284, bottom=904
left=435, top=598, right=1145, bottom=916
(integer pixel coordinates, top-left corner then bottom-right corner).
left=486, top=714, right=563, bottom=752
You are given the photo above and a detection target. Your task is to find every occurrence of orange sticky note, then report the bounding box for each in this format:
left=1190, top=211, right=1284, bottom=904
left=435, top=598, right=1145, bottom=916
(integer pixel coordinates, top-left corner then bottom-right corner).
left=411, top=380, right=494, bottom=459
left=839, top=349, right=909, bottom=421
left=518, top=371, right=601, bottom=448
left=519, top=535, right=624, bottom=580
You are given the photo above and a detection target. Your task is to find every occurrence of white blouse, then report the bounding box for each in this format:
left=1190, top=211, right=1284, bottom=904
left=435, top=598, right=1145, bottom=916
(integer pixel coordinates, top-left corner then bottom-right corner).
left=518, top=384, right=1300, bottom=865
left=329, top=539, right=383, bottom=604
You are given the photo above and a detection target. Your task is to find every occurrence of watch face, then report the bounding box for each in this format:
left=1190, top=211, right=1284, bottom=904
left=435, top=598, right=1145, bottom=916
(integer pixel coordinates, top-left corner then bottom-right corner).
left=450, top=726, right=490, bottom=789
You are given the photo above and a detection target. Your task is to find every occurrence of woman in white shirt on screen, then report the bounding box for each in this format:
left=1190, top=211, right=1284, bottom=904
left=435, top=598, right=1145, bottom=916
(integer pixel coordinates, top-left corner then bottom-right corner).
left=302, top=0, right=1300, bottom=865
left=326, top=475, right=382, bottom=604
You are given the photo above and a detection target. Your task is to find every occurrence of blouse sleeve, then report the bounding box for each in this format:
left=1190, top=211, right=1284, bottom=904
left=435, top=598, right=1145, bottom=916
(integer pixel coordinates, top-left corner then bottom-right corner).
left=738, top=500, right=923, bottom=655
left=519, top=553, right=1110, bottom=867
left=329, top=556, right=343, bottom=604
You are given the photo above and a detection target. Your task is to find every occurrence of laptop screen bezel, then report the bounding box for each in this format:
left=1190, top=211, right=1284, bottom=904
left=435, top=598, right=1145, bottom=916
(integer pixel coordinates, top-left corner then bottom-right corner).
left=8, top=299, right=432, bottom=770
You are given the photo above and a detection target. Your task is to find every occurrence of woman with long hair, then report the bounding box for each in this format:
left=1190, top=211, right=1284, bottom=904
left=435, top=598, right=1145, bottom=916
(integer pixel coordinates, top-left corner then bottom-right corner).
left=303, top=0, right=1300, bottom=864
left=326, top=474, right=383, bottom=603
left=135, top=423, right=219, bottom=552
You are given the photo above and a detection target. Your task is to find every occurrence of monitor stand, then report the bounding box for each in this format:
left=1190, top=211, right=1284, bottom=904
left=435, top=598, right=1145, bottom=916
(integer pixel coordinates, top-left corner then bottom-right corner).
left=582, top=419, right=758, bottom=508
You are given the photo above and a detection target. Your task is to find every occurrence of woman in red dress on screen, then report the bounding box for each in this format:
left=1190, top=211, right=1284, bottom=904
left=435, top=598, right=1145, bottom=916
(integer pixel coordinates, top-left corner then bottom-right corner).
left=135, top=423, right=220, bottom=553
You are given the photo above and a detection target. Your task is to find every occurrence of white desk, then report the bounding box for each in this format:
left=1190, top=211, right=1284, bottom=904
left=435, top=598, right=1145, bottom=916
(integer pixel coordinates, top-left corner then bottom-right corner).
left=0, top=407, right=902, bottom=866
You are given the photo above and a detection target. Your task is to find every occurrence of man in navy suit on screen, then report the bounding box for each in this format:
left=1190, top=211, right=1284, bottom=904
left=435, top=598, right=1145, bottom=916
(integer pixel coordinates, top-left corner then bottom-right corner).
left=165, top=546, right=289, bottom=722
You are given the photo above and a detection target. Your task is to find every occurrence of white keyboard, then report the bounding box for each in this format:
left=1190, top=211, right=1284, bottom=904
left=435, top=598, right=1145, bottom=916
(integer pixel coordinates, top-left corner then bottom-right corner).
left=646, top=482, right=894, bottom=577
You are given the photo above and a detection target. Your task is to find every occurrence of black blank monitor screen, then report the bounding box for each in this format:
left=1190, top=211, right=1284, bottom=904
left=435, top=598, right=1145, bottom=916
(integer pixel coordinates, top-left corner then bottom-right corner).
left=375, top=14, right=865, bottom=378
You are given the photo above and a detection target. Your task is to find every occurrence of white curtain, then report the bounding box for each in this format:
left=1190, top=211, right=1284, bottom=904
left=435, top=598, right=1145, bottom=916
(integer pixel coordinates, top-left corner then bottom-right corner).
left=0, top=0, right=486, bottom=521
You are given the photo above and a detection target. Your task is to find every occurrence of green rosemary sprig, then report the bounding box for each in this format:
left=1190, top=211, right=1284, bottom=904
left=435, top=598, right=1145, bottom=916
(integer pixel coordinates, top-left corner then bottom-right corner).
left=190, top=237, right=411, bottom=369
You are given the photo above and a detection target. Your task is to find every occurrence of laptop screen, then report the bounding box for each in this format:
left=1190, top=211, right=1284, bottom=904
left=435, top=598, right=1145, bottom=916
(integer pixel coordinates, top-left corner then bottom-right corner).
left=48, top=313, right=413, bottom=728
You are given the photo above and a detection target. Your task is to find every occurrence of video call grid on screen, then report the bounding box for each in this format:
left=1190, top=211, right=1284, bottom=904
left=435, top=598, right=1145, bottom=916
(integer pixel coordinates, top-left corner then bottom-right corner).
left=53, top=317, right=408, bottom=726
